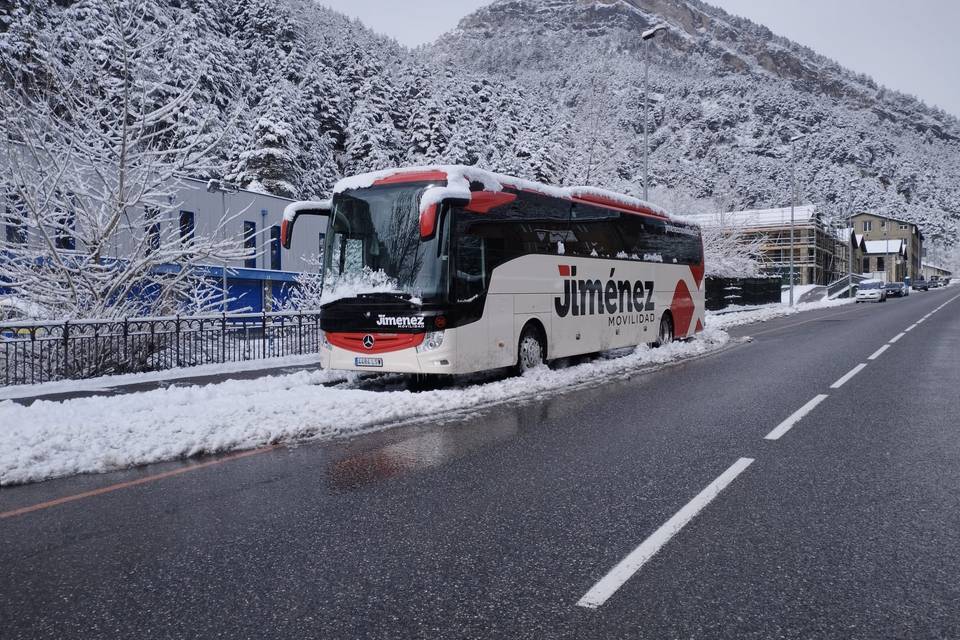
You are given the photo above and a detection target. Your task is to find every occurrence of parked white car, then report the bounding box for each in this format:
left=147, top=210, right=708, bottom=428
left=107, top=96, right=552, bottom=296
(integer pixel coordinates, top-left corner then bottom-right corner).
left=855, top=279, right=887, bottom=303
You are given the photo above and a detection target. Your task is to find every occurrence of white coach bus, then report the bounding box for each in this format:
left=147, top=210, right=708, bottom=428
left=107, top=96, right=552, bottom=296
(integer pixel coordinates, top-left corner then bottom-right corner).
left=281, top=166, right=705, bottom=376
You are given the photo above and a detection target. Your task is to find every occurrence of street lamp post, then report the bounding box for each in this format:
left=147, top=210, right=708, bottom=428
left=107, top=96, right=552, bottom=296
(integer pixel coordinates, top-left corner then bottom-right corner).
left=641, top=24, right=667, bottom=202
left=845, top=177, right=861, bottom=297
left=788, top=133, right=805, bottom=306
left=206, top=178, right=241, bottom=312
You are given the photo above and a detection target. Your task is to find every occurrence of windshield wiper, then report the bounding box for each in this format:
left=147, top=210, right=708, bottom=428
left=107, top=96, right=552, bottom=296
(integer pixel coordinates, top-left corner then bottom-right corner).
left=356, top=292, right=414, bottom=301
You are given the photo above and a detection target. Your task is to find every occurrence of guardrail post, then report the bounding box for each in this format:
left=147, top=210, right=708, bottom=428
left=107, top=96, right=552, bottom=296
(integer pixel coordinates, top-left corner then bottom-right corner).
left=221, top=312, right=227, bottom=363
left=123, top=318, right=129, bottom=370
left=298, top=311, right=303, bottom=354
left=175, top=314, right=181, bottom=367
left=63, top=319, right=70, bottom=378
left=261, top=311, right=267, bottom=359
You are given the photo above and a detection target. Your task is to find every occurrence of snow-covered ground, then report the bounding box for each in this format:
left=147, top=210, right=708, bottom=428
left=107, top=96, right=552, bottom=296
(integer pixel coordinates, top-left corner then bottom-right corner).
left=0, top=328, right=733, bottom=486
left=0, top=354, right=330, bottom=402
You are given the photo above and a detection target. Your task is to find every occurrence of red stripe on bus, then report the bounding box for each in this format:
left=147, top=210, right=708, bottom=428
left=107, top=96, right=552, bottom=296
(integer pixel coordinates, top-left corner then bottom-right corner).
left=690, top=262, right=705, bottom=289
left=558, top=265, right=571, bottom=276
left=373, top=171, right=448, bottom=186
left=326, top=332, right=425, bottom=354
left=671, top=280, right=695, bottom=336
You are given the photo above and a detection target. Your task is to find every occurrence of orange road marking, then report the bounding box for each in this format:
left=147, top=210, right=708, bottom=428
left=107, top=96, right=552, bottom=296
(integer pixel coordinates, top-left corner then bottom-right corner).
left=0, top=445, right=278, bottom=520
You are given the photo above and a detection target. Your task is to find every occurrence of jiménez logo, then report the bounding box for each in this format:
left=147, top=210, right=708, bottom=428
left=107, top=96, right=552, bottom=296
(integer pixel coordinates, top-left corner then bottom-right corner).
left=554, top=265, right=655, bottom=326
left=376, top=315, right=425, bottom=329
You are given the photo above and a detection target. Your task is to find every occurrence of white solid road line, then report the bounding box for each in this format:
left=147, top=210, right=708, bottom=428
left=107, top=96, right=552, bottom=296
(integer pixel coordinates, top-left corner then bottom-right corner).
left=830, top=363, right=867, bottom=389
left=868, top=344, right=890, bottom=360
left=764, top=394, right=829, bottom=441
left=576, top=457, right=754, bottom=610
left=889, top=332, right=906, bottom=344
left=904, top=323, right=918, bottom=332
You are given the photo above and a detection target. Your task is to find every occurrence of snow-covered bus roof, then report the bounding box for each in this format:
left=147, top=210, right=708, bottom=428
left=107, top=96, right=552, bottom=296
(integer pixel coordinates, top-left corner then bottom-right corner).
left=331, top=165, right=679, bottom=223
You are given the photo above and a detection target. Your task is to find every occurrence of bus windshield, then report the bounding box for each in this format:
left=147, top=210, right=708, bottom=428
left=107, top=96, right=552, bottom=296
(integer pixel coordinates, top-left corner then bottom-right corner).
left=322, top=185, right=449, bottom=303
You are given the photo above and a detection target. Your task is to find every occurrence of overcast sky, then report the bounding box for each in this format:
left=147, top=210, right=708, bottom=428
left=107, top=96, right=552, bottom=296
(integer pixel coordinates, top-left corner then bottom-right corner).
left=317, top=0, right=960, bottom=118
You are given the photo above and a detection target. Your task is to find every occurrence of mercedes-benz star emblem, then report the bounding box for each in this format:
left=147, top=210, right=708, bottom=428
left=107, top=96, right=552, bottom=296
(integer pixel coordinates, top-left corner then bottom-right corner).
left=362, top=334, right=375, bottom=350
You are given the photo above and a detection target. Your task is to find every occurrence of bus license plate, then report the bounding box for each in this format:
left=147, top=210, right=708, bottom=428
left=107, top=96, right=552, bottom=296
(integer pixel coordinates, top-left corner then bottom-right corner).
left=354, top=357, right=383, bottom=368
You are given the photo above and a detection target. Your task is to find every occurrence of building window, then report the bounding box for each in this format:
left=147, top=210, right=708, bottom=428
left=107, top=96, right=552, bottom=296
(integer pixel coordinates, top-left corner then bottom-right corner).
left=270, top=225, right=281, bottom=270
left=179, top=210, right=195, bottom=244
left=876, top=257, right=884, bottom=272
left=243, top=221, right=257, bottom=269
left=145, top=207, right=160, bottom=255
left=899, top=223, right=908, bottom=230
left=4, top=191, right=27, bottom=245
left=862, top=257, right=869, bottom=273
left=862, top=220, right=872, bottom=232
left=880, top=220, right=886, bottom=230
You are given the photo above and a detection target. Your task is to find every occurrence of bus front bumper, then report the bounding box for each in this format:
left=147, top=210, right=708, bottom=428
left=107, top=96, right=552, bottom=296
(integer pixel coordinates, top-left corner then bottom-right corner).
left=320, top=330, right=458, bottom=375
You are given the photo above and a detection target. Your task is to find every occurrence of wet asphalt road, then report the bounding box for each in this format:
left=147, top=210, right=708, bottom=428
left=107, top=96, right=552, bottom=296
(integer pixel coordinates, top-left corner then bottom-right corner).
left=1, top=287, right=959, bottom=639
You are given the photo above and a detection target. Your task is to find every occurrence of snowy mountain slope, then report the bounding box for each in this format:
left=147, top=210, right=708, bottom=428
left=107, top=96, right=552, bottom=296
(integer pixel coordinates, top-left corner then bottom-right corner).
left=1, top=0, right=957, bottom=244
left=430, top=0, right=960, bottom=240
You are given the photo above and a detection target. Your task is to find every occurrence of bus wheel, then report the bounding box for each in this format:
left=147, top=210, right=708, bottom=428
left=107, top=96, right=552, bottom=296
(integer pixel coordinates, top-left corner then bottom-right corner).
left=515, top=324, right=546, bottom=375
left=655, top=313, right=674, bottom=347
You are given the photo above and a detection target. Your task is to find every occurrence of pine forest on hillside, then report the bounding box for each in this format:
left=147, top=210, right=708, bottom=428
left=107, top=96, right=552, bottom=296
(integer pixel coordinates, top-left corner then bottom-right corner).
left=2, top=0, right=958, bottom=250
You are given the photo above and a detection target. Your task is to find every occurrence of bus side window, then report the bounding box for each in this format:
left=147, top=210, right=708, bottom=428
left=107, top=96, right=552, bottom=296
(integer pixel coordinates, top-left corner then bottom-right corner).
left=569, top=203, right=626, bottom=258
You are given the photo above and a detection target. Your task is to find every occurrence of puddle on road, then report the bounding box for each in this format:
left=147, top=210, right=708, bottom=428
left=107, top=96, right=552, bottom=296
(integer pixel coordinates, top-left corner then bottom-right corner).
left=324, top=385, right=612, bottom=490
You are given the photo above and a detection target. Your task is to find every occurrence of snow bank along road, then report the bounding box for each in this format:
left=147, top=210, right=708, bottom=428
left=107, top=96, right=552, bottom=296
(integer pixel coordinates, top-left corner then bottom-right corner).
left=0, top=296, right=843, bottom=486
left=2, top=286, right=960, bottom=639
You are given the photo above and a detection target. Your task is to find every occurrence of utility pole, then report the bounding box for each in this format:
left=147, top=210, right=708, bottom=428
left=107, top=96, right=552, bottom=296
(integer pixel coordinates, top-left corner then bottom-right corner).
left=846, top=177, right=861, bottom=297
left=788, top=133, right=805, bottom=306
left=641, top=24, right=667, bottom=201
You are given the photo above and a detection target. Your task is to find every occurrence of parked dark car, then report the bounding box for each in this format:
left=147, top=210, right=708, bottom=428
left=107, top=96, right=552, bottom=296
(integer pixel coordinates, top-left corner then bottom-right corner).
left=912, top=279, right=929, bottom=291
left=883, top=282, right=907, bottom=298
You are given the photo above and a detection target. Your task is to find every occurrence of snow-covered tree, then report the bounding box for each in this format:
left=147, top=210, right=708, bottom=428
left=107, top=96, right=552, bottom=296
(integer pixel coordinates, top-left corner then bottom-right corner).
left=0, top=0, right=245, bottom=320
left=231, top=80, right=302, bottom=197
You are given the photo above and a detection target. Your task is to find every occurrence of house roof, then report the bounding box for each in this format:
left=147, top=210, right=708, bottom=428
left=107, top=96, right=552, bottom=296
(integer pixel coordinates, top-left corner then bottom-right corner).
left=682, top=205, right=819, bottom=229
left=863, top=239, right=905, bottom=255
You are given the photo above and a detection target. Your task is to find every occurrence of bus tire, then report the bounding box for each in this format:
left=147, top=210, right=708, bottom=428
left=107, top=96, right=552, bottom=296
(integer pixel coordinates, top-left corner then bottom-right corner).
left=655, top=312, right=674, bottom=347
left=406, top=374, right=447, bottom=392
left=515, top=323, right=546, bottom=375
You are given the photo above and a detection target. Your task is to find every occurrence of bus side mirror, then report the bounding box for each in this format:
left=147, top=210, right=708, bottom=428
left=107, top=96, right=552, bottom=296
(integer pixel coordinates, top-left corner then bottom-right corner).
left=281, top=200, right=331, bottom=249
left=419, top=192, right=518, bottom=240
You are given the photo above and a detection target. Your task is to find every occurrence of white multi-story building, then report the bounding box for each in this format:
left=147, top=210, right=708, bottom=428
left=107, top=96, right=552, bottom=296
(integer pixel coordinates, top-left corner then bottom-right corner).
left=1, top=176, right=328, bottom=312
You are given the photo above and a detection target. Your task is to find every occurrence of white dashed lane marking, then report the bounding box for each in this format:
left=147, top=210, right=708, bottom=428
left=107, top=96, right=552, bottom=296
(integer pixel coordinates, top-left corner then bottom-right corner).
left=868, top=344, right=890, bottom=360
left=577, top=458, right=754, bottom=610
left=764, top=394, right=829, bottom=441
left=830, top=363, right=867, bottom=389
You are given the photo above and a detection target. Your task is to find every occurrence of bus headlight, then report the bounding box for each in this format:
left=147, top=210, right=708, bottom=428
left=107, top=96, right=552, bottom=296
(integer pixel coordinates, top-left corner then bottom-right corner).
left=416, top=331, right=445, bottom=353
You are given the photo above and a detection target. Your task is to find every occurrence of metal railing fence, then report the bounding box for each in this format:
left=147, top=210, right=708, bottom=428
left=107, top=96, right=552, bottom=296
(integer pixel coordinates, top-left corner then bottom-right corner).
left=0, top=310, right=323, bottom=387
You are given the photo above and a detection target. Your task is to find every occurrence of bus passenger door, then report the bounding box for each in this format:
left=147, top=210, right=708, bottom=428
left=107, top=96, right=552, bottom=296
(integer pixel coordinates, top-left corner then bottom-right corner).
left=486, top=294, right=514, bottom=368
